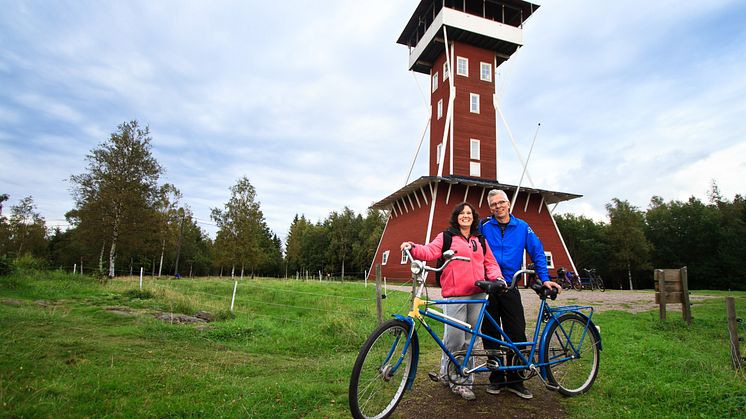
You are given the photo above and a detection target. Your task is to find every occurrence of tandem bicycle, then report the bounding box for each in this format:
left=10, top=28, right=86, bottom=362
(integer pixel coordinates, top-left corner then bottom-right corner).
left=348, top=249, right=602, bottom=418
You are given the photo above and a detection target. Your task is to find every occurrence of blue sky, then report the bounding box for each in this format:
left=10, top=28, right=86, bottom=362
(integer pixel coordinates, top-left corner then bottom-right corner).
left=2, top=0, right=745, bottom=241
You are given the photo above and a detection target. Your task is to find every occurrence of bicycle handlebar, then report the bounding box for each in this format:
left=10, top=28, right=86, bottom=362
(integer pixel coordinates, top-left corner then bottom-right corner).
left=403, top=247, right=470, bottom=277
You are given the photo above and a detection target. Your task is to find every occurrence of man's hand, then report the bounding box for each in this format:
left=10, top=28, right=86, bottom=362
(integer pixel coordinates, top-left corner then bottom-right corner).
left=543, top=280, right=562, bottom=294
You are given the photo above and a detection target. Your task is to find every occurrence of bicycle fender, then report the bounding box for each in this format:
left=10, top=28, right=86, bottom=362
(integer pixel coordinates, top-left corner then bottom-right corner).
left=393, top=314, right=420, bottom=390
left=537, top=313, right=603, bottom=379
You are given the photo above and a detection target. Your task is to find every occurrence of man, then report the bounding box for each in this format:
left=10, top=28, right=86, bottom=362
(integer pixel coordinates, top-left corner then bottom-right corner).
left=480, top=189, right=562, bottom=399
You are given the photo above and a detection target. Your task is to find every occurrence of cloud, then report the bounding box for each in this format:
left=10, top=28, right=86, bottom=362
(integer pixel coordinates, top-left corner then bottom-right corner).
left=2, top=0, right=745, bottom=243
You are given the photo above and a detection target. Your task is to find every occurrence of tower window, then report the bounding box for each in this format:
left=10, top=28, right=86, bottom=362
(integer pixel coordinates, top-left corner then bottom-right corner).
left=480, top=62, right=492, bottom=82
left=470, top=139, right=480, bottom=160
left=432, top=71, right=439, bottom=93
left=470, top=162, right=481, bottom=177
left=443, top=61, right=449, bottom=81
left=470, top=93, right=480, bottom=114
left=437, top=99, right=443, bottom=119
left=545, top=252, right=554, bottom=269
left=382, top=250, right=390, bottom=265
left=436, top=143, right=443, bottom=164
left=456, top=56, right=468, bottom=77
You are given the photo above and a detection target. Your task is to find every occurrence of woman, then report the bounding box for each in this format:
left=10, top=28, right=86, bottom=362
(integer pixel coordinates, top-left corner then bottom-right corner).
left=401, top=202, right=503, bottom=401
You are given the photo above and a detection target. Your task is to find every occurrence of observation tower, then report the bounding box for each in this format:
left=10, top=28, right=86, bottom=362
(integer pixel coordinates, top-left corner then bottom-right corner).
left=369, top=0, right=582, bottom=284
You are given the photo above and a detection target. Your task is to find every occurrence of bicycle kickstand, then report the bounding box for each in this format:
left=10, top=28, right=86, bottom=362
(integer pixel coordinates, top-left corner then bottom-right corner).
left=530, top=364, right=559, bottom=391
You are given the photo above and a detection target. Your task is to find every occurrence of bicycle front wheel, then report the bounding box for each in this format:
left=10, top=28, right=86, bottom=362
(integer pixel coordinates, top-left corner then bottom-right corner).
left=349, top=319, right=417, bottom=419
left=543, top=313, right=600, bottom=396
left=596, top=278, right=605, bottom=292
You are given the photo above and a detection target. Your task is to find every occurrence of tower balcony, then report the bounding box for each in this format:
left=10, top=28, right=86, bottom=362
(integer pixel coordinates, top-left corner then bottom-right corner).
left=398, top=0, right=539, bottom=74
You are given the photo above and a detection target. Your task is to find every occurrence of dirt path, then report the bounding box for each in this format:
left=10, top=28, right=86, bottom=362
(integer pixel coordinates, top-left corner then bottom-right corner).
left=385, top=287, right=717, bottom=418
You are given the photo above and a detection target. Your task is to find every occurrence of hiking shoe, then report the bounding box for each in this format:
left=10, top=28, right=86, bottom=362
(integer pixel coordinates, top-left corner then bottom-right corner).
left=452, top=385, right=476, bottom=401
left=506, top=383, right=533, bottom=399
left=485, top=383, right=502, bottom=395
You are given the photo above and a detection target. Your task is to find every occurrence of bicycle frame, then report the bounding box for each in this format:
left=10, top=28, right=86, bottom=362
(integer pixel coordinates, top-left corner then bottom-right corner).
left=387, top=251, right=601, bottom=388
left=401, top=290, right=597, bottom=383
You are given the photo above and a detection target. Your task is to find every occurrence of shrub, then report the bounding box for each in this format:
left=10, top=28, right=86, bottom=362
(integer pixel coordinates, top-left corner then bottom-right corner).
left=0, top=256, right=12, bottom=276
left=12, top=254, right=48, bottom=272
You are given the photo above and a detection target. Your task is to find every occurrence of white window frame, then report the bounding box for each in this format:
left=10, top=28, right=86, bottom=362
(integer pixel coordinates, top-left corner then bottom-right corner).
left=382, top=250, right=390, bottom=265
left=443, top=61, right=449, bottom=81
left=432, top=71, right=439, bottom=93
left=436, top=143, right=443, bottom=164
left=437, top=99, right=443, bottom=120
left=470, top=139, right=480, bottom=160
left=400, top=251, right=409, bottom=264
left=545, top=252, right=554, bottom=269
left=470, top=162, right=481, bottom=177
left=480, top=62, right=492, bottom=82
left=470, top=93, right=480, bottom=114
left=456, top=56, right=468, bottom=77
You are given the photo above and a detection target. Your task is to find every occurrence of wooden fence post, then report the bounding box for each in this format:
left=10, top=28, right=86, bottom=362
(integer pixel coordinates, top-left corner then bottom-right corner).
left=656, top=269, right=666, bottom=321
left=681, top=266, right=692, bottom=325
left=375, top=264, right=383, bottom=325
left=726, top=297, right=743, bottom=370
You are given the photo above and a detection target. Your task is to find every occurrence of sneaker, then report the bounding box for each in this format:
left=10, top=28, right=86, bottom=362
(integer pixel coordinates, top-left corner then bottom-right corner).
left=485, top=383, right=502, bottom=395
left=506, top=383, right=533, bottom=399
left=452, top=385, right=476, bottom=401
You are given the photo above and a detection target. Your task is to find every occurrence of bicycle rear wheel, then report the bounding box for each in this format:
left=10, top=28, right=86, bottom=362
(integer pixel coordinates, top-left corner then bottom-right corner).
left=543, top=313, right=600, bottom=396
left=349, top=319, right=417, bottom=419
left=572, top=278, right=582, bottom=291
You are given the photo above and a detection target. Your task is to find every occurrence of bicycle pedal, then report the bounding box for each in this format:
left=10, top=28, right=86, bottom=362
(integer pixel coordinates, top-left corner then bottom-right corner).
left=486, top=359, right=500, bottom=370
left=427, top=372, right=440, bottom=383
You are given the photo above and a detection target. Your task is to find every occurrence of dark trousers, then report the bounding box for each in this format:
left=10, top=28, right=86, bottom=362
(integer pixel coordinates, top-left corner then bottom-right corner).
left=481, top=286, right=527, bottom=384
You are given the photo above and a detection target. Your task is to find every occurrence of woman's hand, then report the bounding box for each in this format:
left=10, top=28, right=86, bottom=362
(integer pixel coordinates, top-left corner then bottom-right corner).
left=400, top=241, right=414, bottom=251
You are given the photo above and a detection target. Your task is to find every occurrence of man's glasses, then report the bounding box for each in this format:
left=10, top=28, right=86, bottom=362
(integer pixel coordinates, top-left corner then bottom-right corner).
left=489, top=200, right=508, bottom=208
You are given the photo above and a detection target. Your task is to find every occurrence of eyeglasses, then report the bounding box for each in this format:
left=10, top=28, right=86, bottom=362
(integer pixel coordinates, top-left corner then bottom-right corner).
left=489, top=200, right=509, bottom=208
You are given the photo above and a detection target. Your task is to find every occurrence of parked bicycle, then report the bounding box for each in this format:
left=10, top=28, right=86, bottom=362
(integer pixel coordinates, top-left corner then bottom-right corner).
left=580, top=268, right=605, bottom=292
left=555, top=267, right=582, bottom=291
left=348, top=249, right=602, bottom=418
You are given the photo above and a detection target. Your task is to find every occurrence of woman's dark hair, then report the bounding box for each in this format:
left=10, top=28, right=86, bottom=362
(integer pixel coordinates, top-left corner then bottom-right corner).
left=449, top=202, right=480, bottom=234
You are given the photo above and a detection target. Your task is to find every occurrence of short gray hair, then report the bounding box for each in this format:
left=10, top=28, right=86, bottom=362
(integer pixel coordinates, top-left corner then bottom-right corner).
left=487, top=189, right=509, bottom=203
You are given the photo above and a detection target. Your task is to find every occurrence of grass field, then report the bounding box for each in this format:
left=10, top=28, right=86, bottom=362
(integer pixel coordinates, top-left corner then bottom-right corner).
left=1, top=271, right=745, bottom=417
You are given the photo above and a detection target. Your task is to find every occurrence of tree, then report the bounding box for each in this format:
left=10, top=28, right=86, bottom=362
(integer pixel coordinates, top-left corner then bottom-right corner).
left=211, top=177, right=279, bottom=277
left=0, top=194, right=10, bottom=257
left=5, top=196, right=48, bottom=259
left=69, top=120, right=166, bottom=277
left=605, top=198, right=651, bottom=289
left=325, top=207, right=359, bottom=279
left=554, top=213, right=610, bottom=282
left=353, top=208, right=387, bottom=278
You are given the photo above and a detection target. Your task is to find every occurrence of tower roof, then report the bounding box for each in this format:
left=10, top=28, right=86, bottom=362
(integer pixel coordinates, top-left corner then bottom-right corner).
left=397, top=0, right=540, bottom=74
left=370, top=175, right=581, bottom=211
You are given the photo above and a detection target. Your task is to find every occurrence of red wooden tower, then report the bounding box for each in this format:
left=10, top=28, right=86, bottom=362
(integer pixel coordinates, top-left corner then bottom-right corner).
left=370, top=0, right=582, bottom=284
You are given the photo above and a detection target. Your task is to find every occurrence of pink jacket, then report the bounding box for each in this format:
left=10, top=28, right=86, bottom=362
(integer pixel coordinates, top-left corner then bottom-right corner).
left=410, top=231, right=503, bottom=298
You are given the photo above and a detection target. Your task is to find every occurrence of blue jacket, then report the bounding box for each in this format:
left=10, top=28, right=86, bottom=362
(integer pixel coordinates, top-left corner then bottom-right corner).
left=480, top=214, right=550, bottom=284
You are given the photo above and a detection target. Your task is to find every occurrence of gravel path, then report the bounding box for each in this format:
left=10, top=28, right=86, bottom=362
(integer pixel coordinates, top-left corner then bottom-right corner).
left=386, top=285, right=716, bottom=319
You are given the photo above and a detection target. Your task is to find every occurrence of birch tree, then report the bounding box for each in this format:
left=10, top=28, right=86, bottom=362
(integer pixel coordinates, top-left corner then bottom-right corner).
left=211, top=177, right=277, bottom=277
left=69, top=121, right=165, bottom=278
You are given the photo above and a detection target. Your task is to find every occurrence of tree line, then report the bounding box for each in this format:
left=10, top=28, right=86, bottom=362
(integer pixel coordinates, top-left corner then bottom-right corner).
left=1, top=121, right=744, bottom=290
left=555, top=186, right=746, bottom=291
left=0, top=121, right=385, bottom=279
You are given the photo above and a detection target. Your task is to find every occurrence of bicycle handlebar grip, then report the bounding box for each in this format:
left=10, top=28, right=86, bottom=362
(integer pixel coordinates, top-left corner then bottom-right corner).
left=474, top=279, right=507, bottom=294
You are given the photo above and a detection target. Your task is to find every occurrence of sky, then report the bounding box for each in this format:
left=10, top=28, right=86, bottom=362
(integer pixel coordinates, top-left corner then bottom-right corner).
left=2, top=0, right=745, bottom=242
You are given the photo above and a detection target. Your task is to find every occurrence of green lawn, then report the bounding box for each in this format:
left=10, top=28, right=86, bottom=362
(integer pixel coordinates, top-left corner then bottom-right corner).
left=1, top=271, right=744, bottom=417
